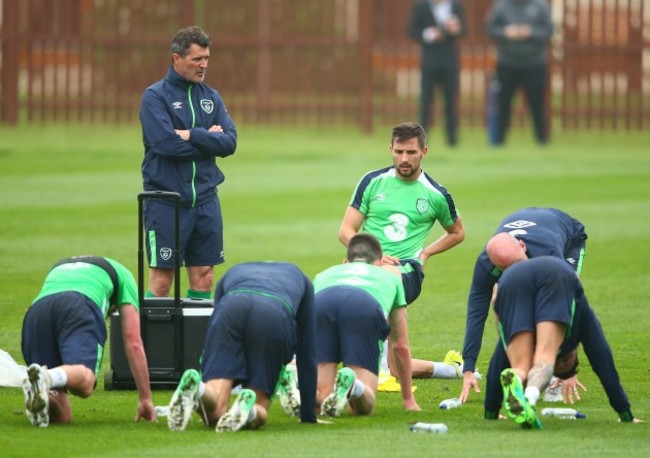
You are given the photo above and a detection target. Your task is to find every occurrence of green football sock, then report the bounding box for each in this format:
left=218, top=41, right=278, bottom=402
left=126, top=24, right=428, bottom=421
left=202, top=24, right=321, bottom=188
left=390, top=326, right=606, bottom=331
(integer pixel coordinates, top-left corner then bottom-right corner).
left=187, top=289, right=211, bottom=299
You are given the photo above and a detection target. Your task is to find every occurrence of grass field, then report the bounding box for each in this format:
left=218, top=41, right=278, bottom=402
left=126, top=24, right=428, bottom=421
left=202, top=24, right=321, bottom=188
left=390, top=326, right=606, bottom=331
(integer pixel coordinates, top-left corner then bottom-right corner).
left=0, top=123, right=648, bottom=457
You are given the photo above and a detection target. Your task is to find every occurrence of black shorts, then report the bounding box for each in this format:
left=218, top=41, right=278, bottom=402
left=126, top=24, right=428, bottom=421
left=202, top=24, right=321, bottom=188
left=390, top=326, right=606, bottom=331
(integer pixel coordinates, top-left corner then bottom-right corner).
left=201, top=293, right=296, bottom=395
left=314, top=286, right=389, bottom=374
left=143, top=198, right=224, bottom=268
left=399, top=259, right=425, bottom=305
left=22, top=292, right=107, bottom=377
left=495, top=257, right=580, bottom=346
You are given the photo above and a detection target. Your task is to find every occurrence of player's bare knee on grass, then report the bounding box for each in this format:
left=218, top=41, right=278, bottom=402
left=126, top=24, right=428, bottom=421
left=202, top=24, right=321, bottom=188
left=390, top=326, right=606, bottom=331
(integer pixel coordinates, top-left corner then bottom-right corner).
left=67, top=366, right=96, bottom=398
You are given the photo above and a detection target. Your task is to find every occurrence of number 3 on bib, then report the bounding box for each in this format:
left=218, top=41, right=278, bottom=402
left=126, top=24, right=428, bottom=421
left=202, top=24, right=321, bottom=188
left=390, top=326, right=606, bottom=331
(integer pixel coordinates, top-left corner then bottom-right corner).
left=384, top=214, right=409, bottom=242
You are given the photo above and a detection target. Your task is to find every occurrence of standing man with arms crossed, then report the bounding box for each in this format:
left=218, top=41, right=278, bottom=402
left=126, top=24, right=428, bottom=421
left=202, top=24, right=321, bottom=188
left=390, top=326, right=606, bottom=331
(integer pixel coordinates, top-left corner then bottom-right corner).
left=314, top=234, right=420, bottom=417
left=486, top=0, right=554, bottom=145
left=339, top=122, right=465, bottom=380
left=407, top=0, right=466, bottom=147
left=460, top=207, right=587, bottom=403
left=489, top=256, right=642, bottom=428
left=21, top=256, right=155, bottom=427
left=166, top=261, right=317, bottom=432
left=139, top=26, right=237, bottom=299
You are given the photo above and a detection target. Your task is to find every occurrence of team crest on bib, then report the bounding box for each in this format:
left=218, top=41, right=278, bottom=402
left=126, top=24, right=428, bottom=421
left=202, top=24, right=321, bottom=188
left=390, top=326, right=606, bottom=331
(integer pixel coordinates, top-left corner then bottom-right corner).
left=160, top=247, right=172, bottom=261
left=416, top=198, right=429, bottom=214
left=200, top=99, right=214, bottom=114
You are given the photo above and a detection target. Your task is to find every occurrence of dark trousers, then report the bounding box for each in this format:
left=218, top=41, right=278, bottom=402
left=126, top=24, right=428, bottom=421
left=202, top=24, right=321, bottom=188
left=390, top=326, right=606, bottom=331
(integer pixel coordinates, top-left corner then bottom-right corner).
left=496, top=63, right=548, bottom=145
left=419, top=64, right=459, bottom=146
left=483, top=340, right=509, bottom=414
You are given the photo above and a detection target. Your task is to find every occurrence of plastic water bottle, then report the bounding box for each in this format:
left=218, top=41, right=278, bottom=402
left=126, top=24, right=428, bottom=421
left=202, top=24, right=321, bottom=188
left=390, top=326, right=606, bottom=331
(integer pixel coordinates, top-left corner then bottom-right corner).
left=541, top=408, right=586, bottom=420
left=439, top=398, right=462, bottom=410
left=409, top=422, right=448, bottom=434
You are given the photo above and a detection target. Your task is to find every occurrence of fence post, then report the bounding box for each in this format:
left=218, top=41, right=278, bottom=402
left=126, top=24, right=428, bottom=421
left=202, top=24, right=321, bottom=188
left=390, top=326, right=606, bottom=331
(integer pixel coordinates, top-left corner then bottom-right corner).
left=180, top=1, right=195, bottom=27
left=257, top=0, right=272, bottom=123
left=1, top=1, right=20, bottom=124
left=358, top=0, right=372, bottom=133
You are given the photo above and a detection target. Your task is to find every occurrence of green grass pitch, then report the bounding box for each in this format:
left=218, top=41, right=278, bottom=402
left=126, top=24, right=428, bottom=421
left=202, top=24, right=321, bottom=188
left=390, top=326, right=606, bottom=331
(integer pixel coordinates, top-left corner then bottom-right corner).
left=0, top=123, right=648, bottom=457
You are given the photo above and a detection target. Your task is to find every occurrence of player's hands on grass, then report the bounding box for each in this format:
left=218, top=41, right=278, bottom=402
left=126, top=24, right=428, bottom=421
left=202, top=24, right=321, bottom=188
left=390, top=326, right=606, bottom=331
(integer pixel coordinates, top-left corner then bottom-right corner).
left=556, top=375, right=587, bottom=404
left=460, top=370, right=481, bottom=403
left=403, top=397, right=421, bottom=411
left=135, top=399, right=157, bottom=422
left=618, top=416, right=644, bottom=423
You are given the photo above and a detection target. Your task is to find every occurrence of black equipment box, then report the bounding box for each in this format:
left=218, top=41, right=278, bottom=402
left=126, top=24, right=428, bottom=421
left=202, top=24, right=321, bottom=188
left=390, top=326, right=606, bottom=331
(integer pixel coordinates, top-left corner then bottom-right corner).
left=104, top=191, right=214, bottom=390
left=105, top=297, right=212, bottom=390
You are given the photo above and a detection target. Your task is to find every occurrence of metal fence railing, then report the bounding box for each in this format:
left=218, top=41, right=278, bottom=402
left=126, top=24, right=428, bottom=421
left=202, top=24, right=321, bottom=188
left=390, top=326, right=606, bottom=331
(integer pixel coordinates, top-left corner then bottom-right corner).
left=1, top=0, right=648, bottom=132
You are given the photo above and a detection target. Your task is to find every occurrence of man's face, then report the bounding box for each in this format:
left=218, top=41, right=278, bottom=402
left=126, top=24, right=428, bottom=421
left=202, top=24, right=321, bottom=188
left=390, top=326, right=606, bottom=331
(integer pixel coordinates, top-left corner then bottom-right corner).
left=390, top=137, right=426, bottom=180
left=173, top=43, right=209, bottom=83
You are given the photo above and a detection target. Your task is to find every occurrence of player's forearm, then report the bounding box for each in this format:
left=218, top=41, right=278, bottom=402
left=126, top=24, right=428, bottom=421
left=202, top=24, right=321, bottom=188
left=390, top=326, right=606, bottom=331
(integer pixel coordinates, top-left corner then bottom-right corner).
left=337, top=227, right=355, bottom=247
left=392, top=343, right=415, bottom=404
left=296, top=360, right=317, bottom=423
left=585, top=344, right=631, bottom=414
left=462, top=298, right=492, bottom=372
left=580, top=308, right=632, bottom=414
left=124, top=342, right=153, bottom=403
left=189, top=126, right=237, bottom=158
left=421, top=233, right=464, bottom=261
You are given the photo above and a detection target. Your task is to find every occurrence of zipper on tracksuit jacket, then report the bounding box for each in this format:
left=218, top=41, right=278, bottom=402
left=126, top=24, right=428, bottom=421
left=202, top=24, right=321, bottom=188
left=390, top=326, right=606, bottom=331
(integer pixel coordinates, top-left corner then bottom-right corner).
left=187, top=85, right=198, bottom=208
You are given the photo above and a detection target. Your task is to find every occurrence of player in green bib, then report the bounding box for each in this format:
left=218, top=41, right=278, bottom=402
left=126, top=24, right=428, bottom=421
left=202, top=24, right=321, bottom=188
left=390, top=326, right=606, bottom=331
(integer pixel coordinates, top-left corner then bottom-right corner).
left=339, top=122, right=464, bottom=305
left=338, top=122, right=466, bottom=383
left=314, top=234, right=420, bottom=417
left=20, top=256, right=155, bottom=427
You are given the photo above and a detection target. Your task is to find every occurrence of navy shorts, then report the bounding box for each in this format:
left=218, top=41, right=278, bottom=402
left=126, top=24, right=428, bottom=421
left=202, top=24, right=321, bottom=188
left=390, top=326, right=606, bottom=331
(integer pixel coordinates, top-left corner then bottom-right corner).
left=314, top=286, right=390, bottom=375
left=495, top=257, right=579, bottom=346
left=21, top=292, right=107, bottom=377
left=399, top=259, right=425, bottom=305
left=143, top=198, right=224, bottom=269
left=201, top=294, right=296, bottom=395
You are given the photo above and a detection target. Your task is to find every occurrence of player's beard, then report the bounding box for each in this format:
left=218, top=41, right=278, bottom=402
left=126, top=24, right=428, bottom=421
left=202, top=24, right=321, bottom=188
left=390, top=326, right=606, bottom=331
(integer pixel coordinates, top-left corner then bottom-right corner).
left=396, top=163, right=417, bottom=179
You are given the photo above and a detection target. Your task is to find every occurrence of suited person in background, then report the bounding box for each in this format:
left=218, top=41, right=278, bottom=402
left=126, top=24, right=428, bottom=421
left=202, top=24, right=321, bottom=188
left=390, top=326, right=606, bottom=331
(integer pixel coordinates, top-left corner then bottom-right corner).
left=486, top=0, right=554, bottom=145
left=407, top=0, right=466, bottom=147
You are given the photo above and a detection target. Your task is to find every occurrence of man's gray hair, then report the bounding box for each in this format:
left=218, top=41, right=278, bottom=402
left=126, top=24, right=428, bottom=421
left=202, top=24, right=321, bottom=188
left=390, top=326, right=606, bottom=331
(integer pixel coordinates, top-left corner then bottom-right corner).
left=171, top=26, right=211, bottom=57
